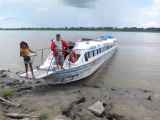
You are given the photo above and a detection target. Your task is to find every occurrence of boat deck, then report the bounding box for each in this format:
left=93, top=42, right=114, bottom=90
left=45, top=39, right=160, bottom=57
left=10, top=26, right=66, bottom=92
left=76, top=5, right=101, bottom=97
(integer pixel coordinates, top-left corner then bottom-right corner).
left=20, top=69, right=56, bottom=79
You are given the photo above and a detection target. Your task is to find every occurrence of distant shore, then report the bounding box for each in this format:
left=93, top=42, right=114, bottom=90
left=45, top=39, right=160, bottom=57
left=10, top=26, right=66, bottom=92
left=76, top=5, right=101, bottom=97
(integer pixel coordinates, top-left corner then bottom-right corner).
left=0, top=27, right=160, bottom=33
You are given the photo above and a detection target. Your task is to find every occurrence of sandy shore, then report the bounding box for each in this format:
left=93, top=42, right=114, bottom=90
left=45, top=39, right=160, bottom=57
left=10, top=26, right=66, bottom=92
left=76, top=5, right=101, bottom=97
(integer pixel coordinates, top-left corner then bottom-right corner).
left=0, top=70, right=160, bottom=120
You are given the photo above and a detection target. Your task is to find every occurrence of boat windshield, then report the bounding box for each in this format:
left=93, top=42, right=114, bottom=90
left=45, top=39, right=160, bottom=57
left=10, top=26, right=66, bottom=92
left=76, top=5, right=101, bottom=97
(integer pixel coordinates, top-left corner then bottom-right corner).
left=74, top=54, right=81, bottom=62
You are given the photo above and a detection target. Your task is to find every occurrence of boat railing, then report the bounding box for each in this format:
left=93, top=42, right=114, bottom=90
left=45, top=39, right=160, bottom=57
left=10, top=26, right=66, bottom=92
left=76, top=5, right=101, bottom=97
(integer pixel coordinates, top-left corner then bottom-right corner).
left=35, top=48, right=50, bottom=64
left=30, top=48, right=51, bottom=68
left=32, top=48, right=77, bottom=67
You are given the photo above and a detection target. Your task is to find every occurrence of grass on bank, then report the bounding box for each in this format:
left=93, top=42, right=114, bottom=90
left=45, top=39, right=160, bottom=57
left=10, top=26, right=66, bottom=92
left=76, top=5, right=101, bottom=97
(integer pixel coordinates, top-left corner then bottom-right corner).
left=0, top=87, right=13, bottom=99
left=38, top=112, right=49, bottom=120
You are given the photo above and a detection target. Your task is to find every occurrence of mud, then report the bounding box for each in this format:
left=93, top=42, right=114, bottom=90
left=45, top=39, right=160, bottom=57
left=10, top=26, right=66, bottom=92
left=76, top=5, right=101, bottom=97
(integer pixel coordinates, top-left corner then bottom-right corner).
left=0, top=70, right=160, bottom=120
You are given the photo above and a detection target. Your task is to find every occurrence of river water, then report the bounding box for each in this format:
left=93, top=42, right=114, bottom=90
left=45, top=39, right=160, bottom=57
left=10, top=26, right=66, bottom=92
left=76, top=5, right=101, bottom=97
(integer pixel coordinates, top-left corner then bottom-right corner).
left=0, top=31, right=160, bottom=92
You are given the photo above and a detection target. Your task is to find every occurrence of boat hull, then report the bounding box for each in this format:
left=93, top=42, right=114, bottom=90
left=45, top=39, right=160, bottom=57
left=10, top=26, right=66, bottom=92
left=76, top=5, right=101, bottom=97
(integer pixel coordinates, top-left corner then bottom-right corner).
left=45, top=46, right=117, bottom=84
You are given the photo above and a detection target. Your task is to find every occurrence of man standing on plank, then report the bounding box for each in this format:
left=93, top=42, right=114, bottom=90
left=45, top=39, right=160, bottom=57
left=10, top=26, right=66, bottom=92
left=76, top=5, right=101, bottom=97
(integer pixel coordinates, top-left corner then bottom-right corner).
left=51, top=34, right=68, bottom=69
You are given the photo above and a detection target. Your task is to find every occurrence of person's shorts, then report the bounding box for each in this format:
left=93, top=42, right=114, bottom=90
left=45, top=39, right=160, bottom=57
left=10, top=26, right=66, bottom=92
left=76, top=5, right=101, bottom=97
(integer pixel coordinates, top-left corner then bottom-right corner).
left=23, top=56, right=32, bottom=64
left=54, top=55, right=64, bottom=65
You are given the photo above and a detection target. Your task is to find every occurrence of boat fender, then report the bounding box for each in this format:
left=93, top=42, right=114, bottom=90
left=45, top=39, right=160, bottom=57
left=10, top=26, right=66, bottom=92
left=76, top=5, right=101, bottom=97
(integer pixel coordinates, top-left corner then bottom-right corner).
left=70, top=50, right=76, bottom=63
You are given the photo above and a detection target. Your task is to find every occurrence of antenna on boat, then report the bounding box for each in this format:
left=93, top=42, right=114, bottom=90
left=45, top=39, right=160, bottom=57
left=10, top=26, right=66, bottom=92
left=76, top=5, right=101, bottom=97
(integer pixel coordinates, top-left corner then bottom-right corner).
left=75, top=37, right=82, bottom=47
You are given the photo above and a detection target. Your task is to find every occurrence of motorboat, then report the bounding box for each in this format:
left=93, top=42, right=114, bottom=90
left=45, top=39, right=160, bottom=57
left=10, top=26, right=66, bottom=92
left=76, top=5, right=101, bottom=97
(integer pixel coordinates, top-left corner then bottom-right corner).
left=20, top=34, right=118, bottom=84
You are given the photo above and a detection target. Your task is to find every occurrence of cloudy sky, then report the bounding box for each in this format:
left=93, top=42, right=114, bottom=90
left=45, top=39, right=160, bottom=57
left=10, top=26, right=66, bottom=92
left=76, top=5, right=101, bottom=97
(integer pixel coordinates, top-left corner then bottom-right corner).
left=0, top=0, right=160, bottom=28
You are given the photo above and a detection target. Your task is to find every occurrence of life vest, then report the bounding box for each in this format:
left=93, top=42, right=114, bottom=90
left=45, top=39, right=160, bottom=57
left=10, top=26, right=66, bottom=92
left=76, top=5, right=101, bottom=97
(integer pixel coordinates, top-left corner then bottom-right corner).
left=69, top=50, right=76, bottom=63
left=51, top=39, right=68, bottom=56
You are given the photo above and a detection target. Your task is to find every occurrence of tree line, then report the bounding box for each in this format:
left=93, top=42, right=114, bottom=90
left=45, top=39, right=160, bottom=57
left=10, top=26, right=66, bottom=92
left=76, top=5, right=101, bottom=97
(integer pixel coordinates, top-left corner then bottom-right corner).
left=0, top=27, right=160, bottom=32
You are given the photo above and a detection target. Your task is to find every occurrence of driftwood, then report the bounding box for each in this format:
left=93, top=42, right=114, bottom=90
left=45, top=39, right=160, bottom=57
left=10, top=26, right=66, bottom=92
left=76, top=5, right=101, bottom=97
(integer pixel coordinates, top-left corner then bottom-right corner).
left=5, top=113, right=37, bottom=119
left=0, top=97, right=21, bottom=107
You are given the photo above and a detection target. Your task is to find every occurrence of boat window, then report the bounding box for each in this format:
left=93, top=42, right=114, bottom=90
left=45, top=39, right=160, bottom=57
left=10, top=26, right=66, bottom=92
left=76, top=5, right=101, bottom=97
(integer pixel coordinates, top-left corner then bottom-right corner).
left=94, top=50, right=97, bottom=56
left=105, top=46, right=107, bottom=51
left=89, top=51, right=94, bottom=58
left=102, top=47, right=104, bottom=52
left=97, top=49, right=99, bottom=54
left=84, top=53, right=88, bottom=61
left=105, top=47, right=107, bottom=51
left=69, top=53, right=81, bottom=63
left=106, top=46, right=108, bottom=50
left=87, top=52, right=90, bottom=58
left=76, top=54, right=81, bottom=61
left=102, top=47, right=105, bottom=52
left=99, top=48, right=101, bottom=53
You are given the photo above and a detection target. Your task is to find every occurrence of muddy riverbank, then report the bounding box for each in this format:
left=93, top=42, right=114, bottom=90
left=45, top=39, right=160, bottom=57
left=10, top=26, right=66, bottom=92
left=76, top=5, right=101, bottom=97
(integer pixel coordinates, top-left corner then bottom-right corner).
left=0, top=70, right=160, bottom=120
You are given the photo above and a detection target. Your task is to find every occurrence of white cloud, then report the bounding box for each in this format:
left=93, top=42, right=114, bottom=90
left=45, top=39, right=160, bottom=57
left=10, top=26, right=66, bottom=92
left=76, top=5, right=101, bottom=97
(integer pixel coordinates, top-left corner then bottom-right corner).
left=139, top=0, right=160, bottom=27
left=153, top=0, right=160, bottom=5
left=0, top=15, right=17, bottom=22
left=0, top=0, right=160, bottom=27
left=36, top=7, right=49, bottom=12
left=0, top=0, right=23, bottom=4
left=0, top=15, right=18, bottom=27
left=142, top=22, right=159, bottom=28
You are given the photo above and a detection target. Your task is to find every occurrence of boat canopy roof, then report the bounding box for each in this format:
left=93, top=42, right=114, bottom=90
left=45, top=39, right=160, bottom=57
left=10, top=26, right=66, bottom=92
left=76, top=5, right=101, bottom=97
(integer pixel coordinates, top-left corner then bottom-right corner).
left=74, top=38, right=115, bottom=51
left=100, top=34, right=114, bottom=39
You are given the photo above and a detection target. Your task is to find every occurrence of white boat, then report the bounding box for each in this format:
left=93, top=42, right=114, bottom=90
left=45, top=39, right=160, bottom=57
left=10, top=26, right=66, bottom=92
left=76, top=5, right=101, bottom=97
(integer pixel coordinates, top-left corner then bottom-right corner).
left=20, top=35, right=118, bottom=84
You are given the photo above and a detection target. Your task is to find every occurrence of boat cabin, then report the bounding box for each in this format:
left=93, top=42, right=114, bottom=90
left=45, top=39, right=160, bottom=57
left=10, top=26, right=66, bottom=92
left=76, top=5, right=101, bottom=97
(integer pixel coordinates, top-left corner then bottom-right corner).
left=63, top=37, right=117, bottom=68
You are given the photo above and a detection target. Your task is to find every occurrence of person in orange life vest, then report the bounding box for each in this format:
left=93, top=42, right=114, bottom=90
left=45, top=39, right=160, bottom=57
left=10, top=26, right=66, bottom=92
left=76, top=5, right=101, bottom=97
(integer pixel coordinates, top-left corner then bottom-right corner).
left=51, top=34, right=68, bottom=69
left=20, top=41, right=35, bottom=79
